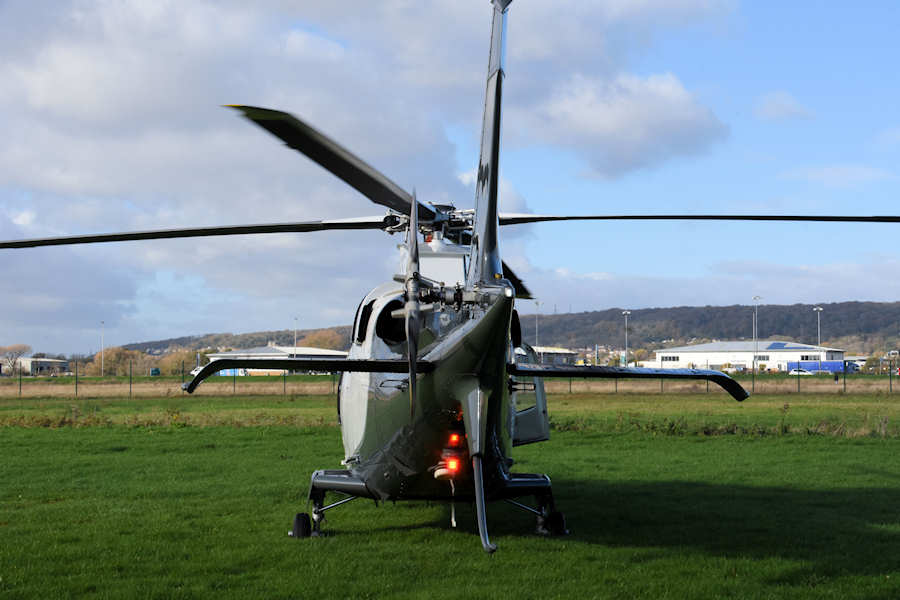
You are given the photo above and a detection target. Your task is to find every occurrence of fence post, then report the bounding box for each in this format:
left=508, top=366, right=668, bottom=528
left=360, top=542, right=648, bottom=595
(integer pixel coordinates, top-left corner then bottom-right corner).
left=615, top=378, right=618, bottom=394
left=660, top=378, right=663, bottom=393
left=569, top=378, right=572, bottom=394
left=75, top=360, right=78, bottom=397
left=181, top=360, right=185, bottom=394
left=706, top=361, right=709, bottom=393
left=797, top=368, right=801, bottom=393
left=843, top=363, right=847, bottom=394
left=891, top=360, right=893, bottom=394
left=233, top=370, right=236, bottom=394
left=18, top=368, right=22, bottom=398
left=283, top=370, right=286, bottom=396
left=129, top=360, right=133, bottom=399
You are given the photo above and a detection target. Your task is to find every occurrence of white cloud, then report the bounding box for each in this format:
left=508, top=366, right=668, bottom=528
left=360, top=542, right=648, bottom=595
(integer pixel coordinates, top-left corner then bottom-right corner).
left=11, top=210, right=35, bottom=226
left=754, top=91, right=812, bottom=121
left=0, top=0, right=737, bottom=353
left=781, top=164, right=894, bottom=188
left=515, top=73, right=727, bottom=177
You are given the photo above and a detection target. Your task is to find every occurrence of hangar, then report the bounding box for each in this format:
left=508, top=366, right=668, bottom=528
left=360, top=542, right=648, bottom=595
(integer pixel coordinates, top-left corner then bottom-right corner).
left=649, top=340, right=844, bottom=372
left=532, top=346, right=578, bottom=365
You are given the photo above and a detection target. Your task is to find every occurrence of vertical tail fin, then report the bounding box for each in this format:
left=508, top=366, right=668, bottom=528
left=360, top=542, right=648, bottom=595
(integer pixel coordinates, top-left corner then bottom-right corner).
left=466, top=0, right=512, bottom=288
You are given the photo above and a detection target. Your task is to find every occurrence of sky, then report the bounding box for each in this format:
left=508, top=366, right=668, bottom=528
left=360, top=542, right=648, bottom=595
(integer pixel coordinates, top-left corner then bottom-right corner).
left=1, top=1, right=899, bottom=355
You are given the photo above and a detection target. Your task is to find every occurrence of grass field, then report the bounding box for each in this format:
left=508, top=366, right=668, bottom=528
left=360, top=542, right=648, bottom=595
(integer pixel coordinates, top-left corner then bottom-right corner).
left=3, top=392, right=900, bottom=598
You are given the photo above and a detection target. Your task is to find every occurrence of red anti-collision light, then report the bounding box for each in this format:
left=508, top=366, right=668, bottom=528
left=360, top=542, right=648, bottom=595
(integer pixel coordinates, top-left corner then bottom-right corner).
left=447, top=458, right=460, bottom=473
left=448, top=433, right=461, bottom=446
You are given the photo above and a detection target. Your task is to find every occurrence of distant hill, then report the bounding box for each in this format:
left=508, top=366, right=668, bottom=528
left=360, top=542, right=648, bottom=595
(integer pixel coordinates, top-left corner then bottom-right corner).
left=123, top=326, right=352, bottom=354
left=518, top=301, right=900, bottom=355
left=123, top=301, right=900, bottom=356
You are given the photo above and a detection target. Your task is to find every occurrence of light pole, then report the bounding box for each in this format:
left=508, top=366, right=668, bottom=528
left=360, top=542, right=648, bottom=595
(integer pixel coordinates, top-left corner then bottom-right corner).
left=100, top=320, right=105, bottom=378
left=293, top=317, right=298, bottom=352
left=813, top=306, right=823, bottom=371
left=534, top=301, right=542, bottom=362
left=622, top=310, right=631, bottom=367
left=752, top=296, right=761, bottom=390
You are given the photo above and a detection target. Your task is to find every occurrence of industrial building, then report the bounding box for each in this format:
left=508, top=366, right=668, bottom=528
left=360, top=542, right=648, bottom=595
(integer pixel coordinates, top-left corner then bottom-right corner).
left=12, top=357, right=69, bottom=376
left=532, top=346, right=578, bottom=365
left=204, top=345, right=347, bottom=375
left=648, top=340, right=845, bottom=372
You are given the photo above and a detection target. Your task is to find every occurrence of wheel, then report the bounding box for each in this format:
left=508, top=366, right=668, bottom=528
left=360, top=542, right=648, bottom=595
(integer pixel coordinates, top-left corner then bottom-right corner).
left=545, top=510, right=568, bottom=536
left=291, top=512, right=311, bottom=538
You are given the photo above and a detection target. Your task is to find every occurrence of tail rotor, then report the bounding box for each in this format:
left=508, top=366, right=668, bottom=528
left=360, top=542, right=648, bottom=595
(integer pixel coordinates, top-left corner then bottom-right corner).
left=404, top=191, right=421, bottom=419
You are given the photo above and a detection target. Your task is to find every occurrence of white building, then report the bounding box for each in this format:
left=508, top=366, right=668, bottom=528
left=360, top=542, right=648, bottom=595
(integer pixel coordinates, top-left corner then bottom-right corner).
left=12, top=357, right=69, bottom=376
left=649, top=340, right=844, bottom=372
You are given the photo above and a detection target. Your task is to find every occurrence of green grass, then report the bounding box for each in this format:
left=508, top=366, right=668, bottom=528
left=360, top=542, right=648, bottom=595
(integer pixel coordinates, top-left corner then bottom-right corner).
left=7, top=392, right=899, bottom=437
left=0, top=395, right=338, bottom=427
left=3, top=394, right=900, bottom=598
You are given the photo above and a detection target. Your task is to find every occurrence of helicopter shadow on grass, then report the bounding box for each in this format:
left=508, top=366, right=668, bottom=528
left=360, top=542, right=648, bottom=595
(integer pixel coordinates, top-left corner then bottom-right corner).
left=465, top=477, right=900, bottom=585
left=324, top=476, right=900, bottom=584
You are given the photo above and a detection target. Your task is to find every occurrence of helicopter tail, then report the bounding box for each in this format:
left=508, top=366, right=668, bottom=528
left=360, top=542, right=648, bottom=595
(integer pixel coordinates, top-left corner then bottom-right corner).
left=466, top=0, right=512, bottom=289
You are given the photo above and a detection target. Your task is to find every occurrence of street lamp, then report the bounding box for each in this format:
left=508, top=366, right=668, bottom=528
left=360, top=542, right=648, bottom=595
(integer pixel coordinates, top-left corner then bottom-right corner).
left=293, top=316, right=298, bottom=353
left=100, top=320, right=105, bottom=378
left=752, top=296, right=761, bottom=391
left=813, top=306, right=823, bottom=371
left=622, top=310, right=631, bottom=367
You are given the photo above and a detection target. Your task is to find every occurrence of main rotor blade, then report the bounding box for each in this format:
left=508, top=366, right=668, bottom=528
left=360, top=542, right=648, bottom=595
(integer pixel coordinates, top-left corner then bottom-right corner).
left=0, top=216, right=396, bottom=249
left=501, top=260, right=532, bottom=299
left=227, top=105, right=436, bottom=222
left=499, top=213, right=900, bottom=226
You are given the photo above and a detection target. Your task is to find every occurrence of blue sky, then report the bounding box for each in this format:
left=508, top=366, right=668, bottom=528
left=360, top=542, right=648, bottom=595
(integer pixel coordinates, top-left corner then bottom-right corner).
left=1, top=1, right=898, bottom=354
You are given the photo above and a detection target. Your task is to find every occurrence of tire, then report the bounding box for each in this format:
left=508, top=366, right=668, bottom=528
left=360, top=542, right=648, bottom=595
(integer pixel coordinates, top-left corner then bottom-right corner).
left=292, top=512, right=312, bottom=538
left=545, top=510, right=568, bottom=536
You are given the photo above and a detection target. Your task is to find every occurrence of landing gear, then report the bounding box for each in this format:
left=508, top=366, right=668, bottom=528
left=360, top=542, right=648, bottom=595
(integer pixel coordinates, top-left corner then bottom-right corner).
left=288, top=486, right=359, bottom=539
left=503, top=491, right=568, bottom=537
left=536, top=509, right=568, bottom=536
left=535, top=491, right=568, bottom=536
left=289, top=513, right=311, bottom=538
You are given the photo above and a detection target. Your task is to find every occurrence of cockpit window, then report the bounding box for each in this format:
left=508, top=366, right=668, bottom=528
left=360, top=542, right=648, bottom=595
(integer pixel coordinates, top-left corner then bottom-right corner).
left=355, top=300, right=376, bottom=344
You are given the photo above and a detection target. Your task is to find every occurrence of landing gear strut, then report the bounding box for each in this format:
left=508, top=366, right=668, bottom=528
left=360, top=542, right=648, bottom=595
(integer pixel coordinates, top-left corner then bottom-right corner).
left=288, top=488, right=358, bottom=538
left=504, top=492, right=568, bottom=536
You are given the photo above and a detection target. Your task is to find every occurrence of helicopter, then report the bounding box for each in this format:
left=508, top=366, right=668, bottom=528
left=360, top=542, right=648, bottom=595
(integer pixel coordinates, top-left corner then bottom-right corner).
left=3, top=0, right=899, bottom=554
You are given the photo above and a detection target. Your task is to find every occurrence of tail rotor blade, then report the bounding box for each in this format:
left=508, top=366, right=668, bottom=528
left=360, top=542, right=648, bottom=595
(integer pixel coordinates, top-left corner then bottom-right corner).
left=405, top=302, right=420, bottom=419
left=405, top=190, right=421, bottom=419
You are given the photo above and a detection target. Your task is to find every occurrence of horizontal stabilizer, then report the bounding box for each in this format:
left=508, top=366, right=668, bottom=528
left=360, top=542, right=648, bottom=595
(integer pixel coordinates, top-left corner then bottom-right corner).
left=183, top=357, right=435, bottom=393
left=508, top=363, right=748, bottom=402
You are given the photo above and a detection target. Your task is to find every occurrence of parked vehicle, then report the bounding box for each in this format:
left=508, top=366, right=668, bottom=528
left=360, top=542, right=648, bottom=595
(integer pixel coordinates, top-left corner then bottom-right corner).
left=788, top=368, right=813, bottom=376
